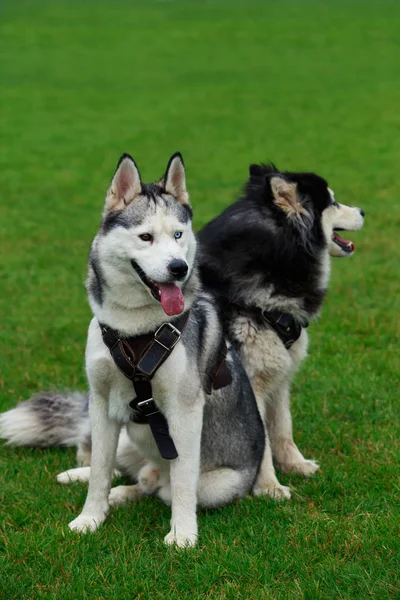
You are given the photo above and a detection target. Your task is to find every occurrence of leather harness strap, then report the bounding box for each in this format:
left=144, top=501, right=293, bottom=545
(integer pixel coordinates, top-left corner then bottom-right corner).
left=100, top=312, right=190, bottom=460
left=260, top=308, right=307, bottom=349
left=100, top=310, right=232, bottom=460
left=101, top=314, right=189, bottom=380
left=204, top=340, right=232, bottom=395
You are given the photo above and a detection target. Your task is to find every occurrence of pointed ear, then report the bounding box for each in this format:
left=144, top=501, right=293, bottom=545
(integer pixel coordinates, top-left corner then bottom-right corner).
left=105, top=154, right=142, bottom=212
left=270, top=176, right=306, bottom=217
left=163, top=152, right=189, bottom=205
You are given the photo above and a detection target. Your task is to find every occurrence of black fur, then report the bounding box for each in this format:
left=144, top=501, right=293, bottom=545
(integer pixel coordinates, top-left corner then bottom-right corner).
left=101, top=209, right=144, bottom=234
left=88, top=254, right=104, bottom=305
left=198, top=164, right=333, bottom=320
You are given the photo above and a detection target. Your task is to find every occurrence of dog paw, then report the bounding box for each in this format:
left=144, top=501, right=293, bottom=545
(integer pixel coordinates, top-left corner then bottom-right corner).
left=57, top=467, right=91, bottom=485
left=108, top=485, right=142, bottom=507
left=280, top=459, right=319, bottom=477
left=253, top=481, right=291, bottom=501
left=164, top=529, right=198, bottom=548
left=68, top=513, right=105, bottom=533
left=138, top=464, right=161, bottom=494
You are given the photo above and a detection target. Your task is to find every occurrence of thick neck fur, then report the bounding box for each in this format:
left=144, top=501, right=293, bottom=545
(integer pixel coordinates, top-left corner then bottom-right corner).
left=87, top=235, right=200, bottom=337
left=198, top=197, right=329, bottom=325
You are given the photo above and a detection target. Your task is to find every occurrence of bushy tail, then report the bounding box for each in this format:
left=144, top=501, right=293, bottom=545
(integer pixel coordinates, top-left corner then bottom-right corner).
left=0, top=391, right=90, bottom=448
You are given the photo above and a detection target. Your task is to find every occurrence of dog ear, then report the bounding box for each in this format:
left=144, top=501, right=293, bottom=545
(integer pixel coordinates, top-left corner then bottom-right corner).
left=105, top=154, right=142, bottom=212
left=249, top=163, right=279, bottom=179
left=270, top=175, right=306, bottom=217
left=163, top=152, right=189, bottom=205
left=249, top=164, right=266, bottom=178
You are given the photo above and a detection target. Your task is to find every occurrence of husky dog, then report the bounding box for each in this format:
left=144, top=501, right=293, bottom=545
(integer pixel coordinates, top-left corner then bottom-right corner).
left=0, top=153, right=264, bottom=547
left=198, top=163, right=365, bottom=499
left=0, top=160, right=364, bottom=514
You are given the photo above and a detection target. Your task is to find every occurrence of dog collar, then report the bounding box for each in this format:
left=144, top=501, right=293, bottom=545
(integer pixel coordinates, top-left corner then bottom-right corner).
left=260, top=308, right=308, bottom=349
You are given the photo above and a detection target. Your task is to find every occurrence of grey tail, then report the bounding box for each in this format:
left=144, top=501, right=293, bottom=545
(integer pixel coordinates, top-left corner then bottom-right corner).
left=0, top=391, right=89, bottom=448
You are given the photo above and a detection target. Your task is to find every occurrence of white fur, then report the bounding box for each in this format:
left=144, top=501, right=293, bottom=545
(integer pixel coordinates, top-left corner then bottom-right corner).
left=325, top=191, right=364, bottom=258
left=68, top=156, right=220, bottom=547
left=0, top=406, right=42, bottom=446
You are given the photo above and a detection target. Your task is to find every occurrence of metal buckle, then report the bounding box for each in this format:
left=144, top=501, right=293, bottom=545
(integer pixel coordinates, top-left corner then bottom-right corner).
left=153, top=322, right=182, bottom=351
left=137, top=398, right=159, bottom=417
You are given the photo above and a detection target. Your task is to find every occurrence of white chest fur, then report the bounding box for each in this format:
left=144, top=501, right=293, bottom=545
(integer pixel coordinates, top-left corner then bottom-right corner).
left=231, top=315, right=309, bottom=397
left=85, top=317, right=201, bottom=462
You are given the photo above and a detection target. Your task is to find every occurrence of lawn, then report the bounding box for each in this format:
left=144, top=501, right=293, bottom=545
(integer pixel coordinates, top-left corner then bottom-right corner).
left=0, top=0, right=399, bottom=598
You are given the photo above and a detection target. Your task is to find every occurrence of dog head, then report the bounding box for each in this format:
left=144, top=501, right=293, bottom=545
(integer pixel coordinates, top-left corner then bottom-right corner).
left=248, top=163, right=365, bottom=258
left=198, top=162, right=365, bottom=320
left=95, top=152, right=196, bottom=316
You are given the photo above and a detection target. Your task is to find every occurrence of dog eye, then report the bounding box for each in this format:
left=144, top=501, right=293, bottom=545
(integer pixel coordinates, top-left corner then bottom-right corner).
left=332, top=200, right=339, bottom=207
left=139, top=233, right=153, bottom=242
left=174, top=231, right=183, bottom=240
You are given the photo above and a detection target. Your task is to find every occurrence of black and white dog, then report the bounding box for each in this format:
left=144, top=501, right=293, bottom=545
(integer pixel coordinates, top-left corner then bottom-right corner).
left=198, top=163, right=365, bottom=499
left=0, top=153, right=265, bottom=547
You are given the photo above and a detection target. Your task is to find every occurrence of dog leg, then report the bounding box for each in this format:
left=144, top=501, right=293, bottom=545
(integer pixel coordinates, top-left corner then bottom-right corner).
left=76, top=443, right=92, bottom=467
left=268, top=383, right=319, bottom=476
left=163, top=400, right=203, bottom=548
left=250, top=390, right=291, bottom=500
left=68, top=392, right=120, bottom=533
left=252, top=433, right=291, bottom=500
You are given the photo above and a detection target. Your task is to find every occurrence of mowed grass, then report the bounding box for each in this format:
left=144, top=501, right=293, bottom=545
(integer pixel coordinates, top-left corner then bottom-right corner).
left=0, top=0, right=399, bottom=598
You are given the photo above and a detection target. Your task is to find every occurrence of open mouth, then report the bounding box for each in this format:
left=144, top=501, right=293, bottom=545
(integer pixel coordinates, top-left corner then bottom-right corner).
left=131, top=260, right=185, bottom=316
left=332, top=230, right=355, bottom=254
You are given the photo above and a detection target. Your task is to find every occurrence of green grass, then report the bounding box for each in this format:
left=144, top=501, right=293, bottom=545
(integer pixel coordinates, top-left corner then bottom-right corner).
left=1, top=0, right=399, bottom=598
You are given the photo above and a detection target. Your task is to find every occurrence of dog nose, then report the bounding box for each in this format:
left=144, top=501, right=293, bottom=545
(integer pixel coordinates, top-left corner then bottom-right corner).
left=359, top=209, right=365, bottom=217
left=168, top=259, right=188, bottom=280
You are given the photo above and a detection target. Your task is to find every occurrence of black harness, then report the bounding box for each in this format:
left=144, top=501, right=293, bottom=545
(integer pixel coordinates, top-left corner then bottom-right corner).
left=226, top=303, right=308, bottom=349
left=260, top=308, right=308, bottom=349
left=100, top=311, right=232, bottom=461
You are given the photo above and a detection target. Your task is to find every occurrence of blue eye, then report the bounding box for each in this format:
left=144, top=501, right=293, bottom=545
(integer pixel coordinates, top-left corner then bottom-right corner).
left=174, top=231, right=182, bottom=239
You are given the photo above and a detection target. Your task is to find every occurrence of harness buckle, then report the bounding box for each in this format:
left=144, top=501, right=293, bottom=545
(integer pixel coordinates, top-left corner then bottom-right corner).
left=153, top=322, right=182, bottom=351
left=137, top=398, right=160, bottom=417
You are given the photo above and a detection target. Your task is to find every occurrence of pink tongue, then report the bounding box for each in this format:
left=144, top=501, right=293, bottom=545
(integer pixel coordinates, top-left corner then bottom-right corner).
left=158, top=283, right=185, bottom=316
left=334, top=232, right=355, bottom=251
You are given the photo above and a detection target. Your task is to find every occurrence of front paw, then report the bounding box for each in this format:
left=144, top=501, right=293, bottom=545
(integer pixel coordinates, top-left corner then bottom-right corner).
left=68, top=513, right=106, bottom=533
left=164, top=528, right=198, bottom=548
left=253, top=481, right=291, bottom=501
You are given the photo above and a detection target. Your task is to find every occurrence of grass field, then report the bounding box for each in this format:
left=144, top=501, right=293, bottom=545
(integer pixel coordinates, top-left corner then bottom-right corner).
left=1, top=0, right=399, bottom=598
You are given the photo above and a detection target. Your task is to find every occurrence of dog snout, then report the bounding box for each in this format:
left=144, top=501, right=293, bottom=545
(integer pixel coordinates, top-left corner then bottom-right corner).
left=359, top=208, right=365, bottom=217
left=168, top=259, right=188, bottom=280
